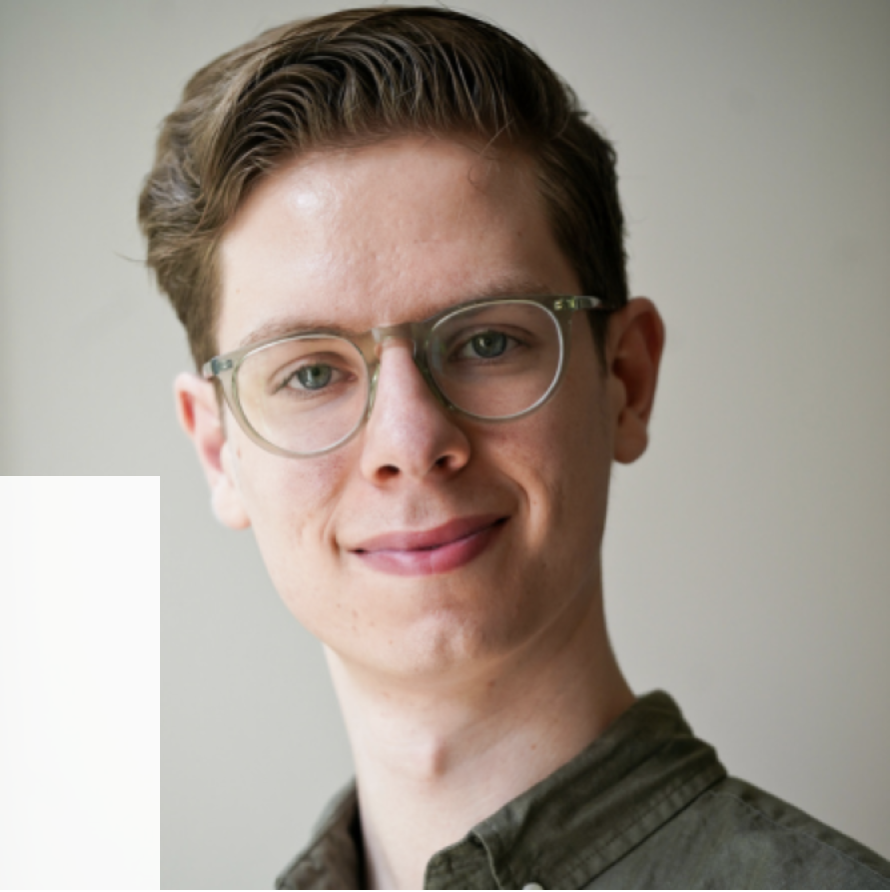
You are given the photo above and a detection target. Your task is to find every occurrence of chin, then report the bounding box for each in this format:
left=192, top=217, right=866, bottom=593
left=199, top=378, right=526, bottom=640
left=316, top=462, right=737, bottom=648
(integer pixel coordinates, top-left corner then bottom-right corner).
left=319, top=577, right=555, bottom=682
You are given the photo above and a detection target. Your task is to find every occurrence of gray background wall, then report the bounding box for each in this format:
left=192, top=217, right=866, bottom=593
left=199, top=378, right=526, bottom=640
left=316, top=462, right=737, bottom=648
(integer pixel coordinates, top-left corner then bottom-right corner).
left=1, top=1, right=887, bottom=889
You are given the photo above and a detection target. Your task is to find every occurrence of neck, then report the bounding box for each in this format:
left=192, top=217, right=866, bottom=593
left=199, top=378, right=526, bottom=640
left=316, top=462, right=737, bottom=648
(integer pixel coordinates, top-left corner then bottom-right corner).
left=326, top=592, right=634, bottom=890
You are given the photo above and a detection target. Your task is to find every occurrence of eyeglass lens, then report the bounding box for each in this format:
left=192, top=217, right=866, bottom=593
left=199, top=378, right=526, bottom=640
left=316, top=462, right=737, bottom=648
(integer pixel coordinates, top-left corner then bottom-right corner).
left=234, top=300, right=563, bottom=455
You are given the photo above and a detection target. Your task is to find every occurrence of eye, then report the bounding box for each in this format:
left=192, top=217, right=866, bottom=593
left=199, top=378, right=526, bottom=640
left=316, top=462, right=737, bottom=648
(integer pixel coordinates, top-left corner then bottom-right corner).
left=275, top=360, right=351, bottom=396
left=251, top=340, right=363, bottom=405
left=456, top=330, right=512, bottom=360
left=291, top=363, right=333, bottom=390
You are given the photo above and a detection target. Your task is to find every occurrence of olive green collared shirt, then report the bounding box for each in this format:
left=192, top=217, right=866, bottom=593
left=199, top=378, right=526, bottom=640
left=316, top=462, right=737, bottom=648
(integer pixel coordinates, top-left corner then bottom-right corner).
left=276, top=692, right=890, bottom=890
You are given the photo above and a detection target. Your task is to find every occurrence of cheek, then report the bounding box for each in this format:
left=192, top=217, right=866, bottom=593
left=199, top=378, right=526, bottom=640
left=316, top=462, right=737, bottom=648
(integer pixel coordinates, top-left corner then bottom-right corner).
left=234, top=444, right=363, bottom=641
left=233, top=435, right=353, bottom=563
left=482, top=371, right=611, bottom=549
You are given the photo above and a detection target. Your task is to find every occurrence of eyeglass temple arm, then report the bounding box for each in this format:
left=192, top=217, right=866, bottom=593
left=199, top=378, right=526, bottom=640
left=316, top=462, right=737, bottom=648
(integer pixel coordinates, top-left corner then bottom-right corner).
left=552, top=296, right=612, bottom=312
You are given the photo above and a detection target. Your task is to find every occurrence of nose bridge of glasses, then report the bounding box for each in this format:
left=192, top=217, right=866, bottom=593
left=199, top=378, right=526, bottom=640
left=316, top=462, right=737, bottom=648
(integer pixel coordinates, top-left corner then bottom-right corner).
left=364, top=320, right=446, bottom=412
left=369, top=321, right=423, bottom=356
left=367, top=321, right=438, bottom=381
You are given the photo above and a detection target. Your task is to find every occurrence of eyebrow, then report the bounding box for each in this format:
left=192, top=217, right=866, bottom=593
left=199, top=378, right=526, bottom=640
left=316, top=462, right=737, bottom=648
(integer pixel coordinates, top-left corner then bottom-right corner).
left=235, top=276, right=556, bottom=351
left=237, top=318, right=361, bottom=350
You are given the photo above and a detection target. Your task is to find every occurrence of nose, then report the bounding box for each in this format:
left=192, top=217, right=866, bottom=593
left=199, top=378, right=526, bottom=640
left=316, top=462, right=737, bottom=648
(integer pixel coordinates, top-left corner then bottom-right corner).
left=359, top=341, right=471, bottom=485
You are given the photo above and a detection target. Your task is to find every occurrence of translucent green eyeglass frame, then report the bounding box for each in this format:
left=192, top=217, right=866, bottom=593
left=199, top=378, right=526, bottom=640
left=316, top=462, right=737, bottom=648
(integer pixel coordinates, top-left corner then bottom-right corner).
left=202, top=294, right=615, bottom=458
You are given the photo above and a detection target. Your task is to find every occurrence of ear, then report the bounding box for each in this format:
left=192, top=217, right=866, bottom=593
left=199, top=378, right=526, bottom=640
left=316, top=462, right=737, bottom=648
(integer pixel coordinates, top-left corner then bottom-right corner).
left=173, top=372, right=251, bottom=530
left=606, top=298, right=665, bottom=465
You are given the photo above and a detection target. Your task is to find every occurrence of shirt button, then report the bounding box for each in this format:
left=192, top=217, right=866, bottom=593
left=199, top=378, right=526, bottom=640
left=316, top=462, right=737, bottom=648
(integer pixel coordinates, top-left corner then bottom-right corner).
left=522, top=884, right=544, bottom=890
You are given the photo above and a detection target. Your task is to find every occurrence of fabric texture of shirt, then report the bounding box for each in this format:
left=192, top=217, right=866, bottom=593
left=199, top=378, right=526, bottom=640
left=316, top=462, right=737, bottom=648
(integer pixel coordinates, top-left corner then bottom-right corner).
left=276, top=691, right=890, bottom=890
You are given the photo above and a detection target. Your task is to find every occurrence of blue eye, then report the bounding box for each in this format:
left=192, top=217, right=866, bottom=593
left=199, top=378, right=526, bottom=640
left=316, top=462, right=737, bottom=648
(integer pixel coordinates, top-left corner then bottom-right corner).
left=270, top=349, right=359, bottom=400
left=469, top=331, right=507, bottom=358
left=293, top=364, right=333, bottom=390
left=456, top=330, right=512, bottom=360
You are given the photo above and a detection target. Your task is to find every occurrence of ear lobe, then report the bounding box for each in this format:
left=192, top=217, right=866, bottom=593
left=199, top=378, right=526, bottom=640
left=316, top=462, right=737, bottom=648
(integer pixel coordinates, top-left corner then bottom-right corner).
left=606, top=298, right=665, bottom=465
left=174, top=372, right=251, bottom=530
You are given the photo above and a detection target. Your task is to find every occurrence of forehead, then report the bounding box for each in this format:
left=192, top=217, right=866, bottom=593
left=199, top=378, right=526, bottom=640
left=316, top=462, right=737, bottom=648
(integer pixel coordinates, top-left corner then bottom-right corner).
left=216, top=135, right=579, bottom=352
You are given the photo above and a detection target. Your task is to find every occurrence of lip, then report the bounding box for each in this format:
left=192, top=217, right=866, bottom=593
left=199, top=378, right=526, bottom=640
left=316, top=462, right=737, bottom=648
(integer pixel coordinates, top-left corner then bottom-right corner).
left=350, top=514, right=507, bottom=576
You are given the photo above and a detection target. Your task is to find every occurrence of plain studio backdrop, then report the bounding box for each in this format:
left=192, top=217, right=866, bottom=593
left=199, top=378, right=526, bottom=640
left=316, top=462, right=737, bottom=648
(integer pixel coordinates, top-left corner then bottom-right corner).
left=1, top=1, right=888, bottom=889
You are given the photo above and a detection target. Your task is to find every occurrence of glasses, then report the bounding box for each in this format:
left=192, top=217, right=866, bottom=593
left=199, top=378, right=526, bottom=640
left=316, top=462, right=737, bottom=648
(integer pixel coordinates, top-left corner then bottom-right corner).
left=203, top=295, right=614, bottom=458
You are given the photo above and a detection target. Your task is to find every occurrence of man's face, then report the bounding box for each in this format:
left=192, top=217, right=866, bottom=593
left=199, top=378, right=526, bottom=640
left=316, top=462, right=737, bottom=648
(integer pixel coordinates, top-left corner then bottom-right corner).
left=208, top=136, right=622, bottom=681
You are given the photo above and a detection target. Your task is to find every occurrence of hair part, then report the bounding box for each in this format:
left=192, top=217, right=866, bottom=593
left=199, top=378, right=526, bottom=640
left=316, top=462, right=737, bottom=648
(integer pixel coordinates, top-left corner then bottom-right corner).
left=139, top=5, right=629, bottom=370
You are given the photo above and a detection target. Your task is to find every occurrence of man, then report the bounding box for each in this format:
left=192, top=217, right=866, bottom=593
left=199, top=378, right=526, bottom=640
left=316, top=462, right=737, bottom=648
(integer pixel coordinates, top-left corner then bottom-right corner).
left=141, top=7, right=890, bottom=889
